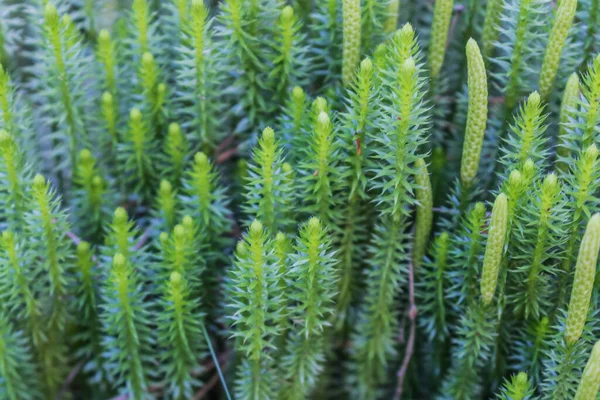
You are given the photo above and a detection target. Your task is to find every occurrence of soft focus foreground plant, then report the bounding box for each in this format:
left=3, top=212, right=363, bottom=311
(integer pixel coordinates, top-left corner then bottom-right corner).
left=0, top=1, right=600, bottom=399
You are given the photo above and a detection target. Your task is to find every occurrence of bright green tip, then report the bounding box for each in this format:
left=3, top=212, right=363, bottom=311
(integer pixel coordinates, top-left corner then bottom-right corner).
left=360, top=57, right=373, bottom=72
left=159, top=232, right=169, bottom=244
left=275, top=232, right=286, bottom=242
left=80, top=149, right=92, bottom=162
left=528, top=91, right=541, bottom=106
left=282, top=5, right=294, bottom=19
left=44, top=3, right=58, bottom=23
left=174, top=225, right=185, bottom=239
left=292, top=86, right=304, bottom=100
left=160, top=179, right=172, bottom=193
left=308, top=217, right=321, bottom=231
left=182, top=215, right=193, bottom=228
left=250, top=219, right=263, bottom=235
left=98, top=29, right=110, bottom=43
left=130, top=108, right=142, bottom=121
left=113, top=253, right=126, bottom=268
left=282, top=162, right=293, bottom=173
left=168, top=123, right=181, bottom=136
left=114, top=207, right=128, bottom=224
left=62, top=14, right=72, bottom=26
left=157, top=83, right=166, bottom=94
left=0, top=129, right=9, bottom=144
left=544, top=173, right=558, bottom=189
left=313, top=97, right=327, bottom=114
left=400, top=23, right=414, bottom=38
left=474, top=202, right=485, bottom=216
left=77, top=241, right=90, bottom=255
left=32, top=174, right=45, bottom=189
left=1, top=230, right=12, bottom=242
left=102, top=91, right=113, bottom=105
left=194, top=152, right=208, bottom=166
left=91, top=176, right=102, bottom=187
left=262, top=127, right=275, bottom=143
left=317, top=111, right=329, bottom=126
left=170, top=271, right=182, bottom=285
left=142, top=52, right=154, bottom=65
left=509, top=170, right=522, bottom=187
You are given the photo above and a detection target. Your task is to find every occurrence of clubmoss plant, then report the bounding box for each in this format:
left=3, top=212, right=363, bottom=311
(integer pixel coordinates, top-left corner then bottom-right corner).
left=280, top=218, right=337, bottom=399
left=0, top=311, right=41, bottom=400
left=460, top=39, right=488, bottom=189
left=244, top=127, right=293, bottom=233
left=334, top=57, right=378, bottom=328
left=102, top=253, right=155, bottom=400
left=440, top=196, right=508, bottom=399
left=174, top=0, right=223, bottom=151
left=182, top=151, right=232, bottom=262
left=73, top=241, right=109, bottom=387
left=227, top=220, right=281, bottom=400
left=480, top=193, right=509, bottom=305
left=574, top=340, right=600, bottom=400
left=510, top=173, right=566, bottom=320
left=300, top=109, right=340, bottom=226
left=384, top=0, right=400, bottom=33
left=270, top=6, right=309, bottom=103
left=557, top=73, right=581, bottom=172
left=564, top=214, right=600, bottom=345
left=428, top=0, right=454, bottom=80
left=0, top=129, right=29, bottom=228
left=37, top=4, right=94, bottom=182
left=543, top=214, right=600, bottom=399
left=496, top=372, right=535, bottom=400
left=342, top=0, right=361, bottom=86
left=157, top=270, right=205, bottom=400
left=499, top=91, right=548, bottom=173
left=419, top=231, right=450, bottom=343
left=349, top=25, right=429, bottom=397
left=413, top=157, right=433, bottom=268
left=481, top=0, right=504, bottom=60
left=538, top=0, right=578, bottom=99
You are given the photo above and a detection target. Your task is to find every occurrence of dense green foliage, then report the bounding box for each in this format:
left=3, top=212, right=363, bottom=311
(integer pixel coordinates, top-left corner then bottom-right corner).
left=0, top=0, right=600, bottom=399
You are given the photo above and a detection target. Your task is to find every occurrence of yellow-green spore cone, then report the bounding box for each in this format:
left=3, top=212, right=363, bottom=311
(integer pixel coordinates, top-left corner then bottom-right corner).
left=460, top=39, right=488, bottom=188
left=428, top=0, right=454, bottom=79
left=480, top=193, right=508, bottom=305
left=384, top=0, right=401, bottom=33
left=565, top=213, right=600, bottom=345
left=575, top=341, right=600, bottom=400
left=342, top=0, right=361, bottom=86
left=538, top=0, right=578, bottom=99
left=557, top=72, right=580, bottom=171
left=413, top=158, right=433, bottom=268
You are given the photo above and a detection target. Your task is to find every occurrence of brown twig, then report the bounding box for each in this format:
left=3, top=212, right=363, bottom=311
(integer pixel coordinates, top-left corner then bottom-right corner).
left=192, top=372, right=221, bottom=400
left=446, top=5, right=466, bottom=52
left=216, top=147, right=238, bottom=164
left=133, top=225, right=152, bottom=251
left=393, top=261, right=417, bottom=400
left=57, top=360, right=85, bottom=400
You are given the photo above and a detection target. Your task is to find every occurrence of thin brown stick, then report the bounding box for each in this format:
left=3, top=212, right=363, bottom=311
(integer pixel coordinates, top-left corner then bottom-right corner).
left=57, top=360, right=85, bottom=400
left=393, top=261, right=417, bottom=400
left=216, top=147, right=238, bottom=164
left=192, top=372, right=221, bottom=400
left=133, top=225, right=152, bottom=251
left=446, top=5, right=466, bottom=52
